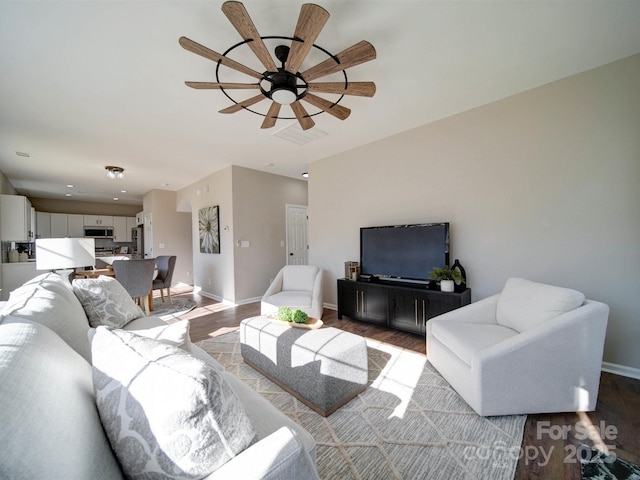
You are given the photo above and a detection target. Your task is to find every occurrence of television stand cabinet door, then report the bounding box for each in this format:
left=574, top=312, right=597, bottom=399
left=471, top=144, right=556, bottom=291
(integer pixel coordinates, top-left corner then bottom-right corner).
left=337, top=279, right=387, bottom=326
left=388, top=287, right=471, bottom=335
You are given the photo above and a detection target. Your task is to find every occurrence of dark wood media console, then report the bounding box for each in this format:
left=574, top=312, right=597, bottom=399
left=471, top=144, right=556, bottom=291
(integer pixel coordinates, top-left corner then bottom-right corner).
left=337, top=278, right=471, bottom=336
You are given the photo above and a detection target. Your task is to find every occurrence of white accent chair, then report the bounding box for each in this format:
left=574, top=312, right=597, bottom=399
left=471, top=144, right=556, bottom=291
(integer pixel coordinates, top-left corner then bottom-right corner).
left=426, top=278, right=609, bottom=416
left=261, top=265, right=324, bottom=319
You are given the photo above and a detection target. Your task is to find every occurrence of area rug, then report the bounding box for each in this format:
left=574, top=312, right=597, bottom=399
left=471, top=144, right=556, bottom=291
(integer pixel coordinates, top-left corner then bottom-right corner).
left=151, top=297, right=196, bottom=321
left=580, top=444, right=640, bottom=480
left=198, top=332, right=527, bottom=480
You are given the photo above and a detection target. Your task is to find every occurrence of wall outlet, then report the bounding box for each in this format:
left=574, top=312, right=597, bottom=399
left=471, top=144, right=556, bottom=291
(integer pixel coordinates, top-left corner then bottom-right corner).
left=159, top=243, right=165, bottom=249
left=240, top=240, right=250, bottom=248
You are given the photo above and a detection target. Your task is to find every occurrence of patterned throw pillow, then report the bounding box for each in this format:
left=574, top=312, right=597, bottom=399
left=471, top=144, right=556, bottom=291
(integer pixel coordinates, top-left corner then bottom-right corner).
left=72, top=276, right=144, bottom=328
left=91, top=327, right=256, bottom=479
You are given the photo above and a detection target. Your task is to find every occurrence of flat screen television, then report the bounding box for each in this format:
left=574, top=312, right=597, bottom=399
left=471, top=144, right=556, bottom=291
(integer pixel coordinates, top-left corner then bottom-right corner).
left=360, top=223, right=449, bottom=283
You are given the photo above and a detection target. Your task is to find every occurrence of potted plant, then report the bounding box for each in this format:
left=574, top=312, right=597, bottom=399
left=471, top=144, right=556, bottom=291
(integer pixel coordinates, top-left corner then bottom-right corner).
left=428, top=266, right=462, bottom=292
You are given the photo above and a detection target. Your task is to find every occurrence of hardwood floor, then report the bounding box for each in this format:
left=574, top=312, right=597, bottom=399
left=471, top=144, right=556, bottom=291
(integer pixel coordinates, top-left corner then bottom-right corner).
left=169, top=286, right=640, bottom=479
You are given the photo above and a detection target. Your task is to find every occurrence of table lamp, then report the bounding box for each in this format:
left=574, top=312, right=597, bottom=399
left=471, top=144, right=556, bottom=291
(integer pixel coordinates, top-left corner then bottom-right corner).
left=36, top=238, right=96, bottom=272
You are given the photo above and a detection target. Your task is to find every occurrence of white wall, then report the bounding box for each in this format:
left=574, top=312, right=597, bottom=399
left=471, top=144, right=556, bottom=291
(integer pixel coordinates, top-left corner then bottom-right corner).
left=309, top=53, right=640, bottom=370
left=232, top=166, right=308, bottom=301
left=141, top=189, right=192, bottom=286
left=176, top=167, right=235, bottom=301
left=176, top=165, right=307, bottom=303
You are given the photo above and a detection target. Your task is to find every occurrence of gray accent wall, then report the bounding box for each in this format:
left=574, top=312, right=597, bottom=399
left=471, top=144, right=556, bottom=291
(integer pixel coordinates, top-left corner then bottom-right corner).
left=308, top=53, right=640, bottom=370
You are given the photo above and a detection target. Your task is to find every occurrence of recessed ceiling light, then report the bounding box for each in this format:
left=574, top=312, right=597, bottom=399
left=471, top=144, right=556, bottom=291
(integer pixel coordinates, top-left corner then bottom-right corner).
left=66, top=184, right=74, bottom=188
left=302, top=172, right=309, bottom=178
left=65, top=193, right=72, bottom=197
left=120, top=190, right=127, bottom=193
left=113, top=197, right=119, bottom=201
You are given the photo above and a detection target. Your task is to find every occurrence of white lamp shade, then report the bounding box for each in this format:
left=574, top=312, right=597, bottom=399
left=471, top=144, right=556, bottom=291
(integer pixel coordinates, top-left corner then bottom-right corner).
left=36, top=238, right=96, bottom=271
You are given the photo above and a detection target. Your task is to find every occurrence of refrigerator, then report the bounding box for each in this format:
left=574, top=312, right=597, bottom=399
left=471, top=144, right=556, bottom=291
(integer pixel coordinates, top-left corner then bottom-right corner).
left=131, top=226, right=144, bottom=258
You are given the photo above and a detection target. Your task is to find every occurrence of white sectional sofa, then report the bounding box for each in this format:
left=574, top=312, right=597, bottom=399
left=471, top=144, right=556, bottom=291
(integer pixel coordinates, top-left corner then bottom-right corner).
left=0, top=272, right=319, bottom=479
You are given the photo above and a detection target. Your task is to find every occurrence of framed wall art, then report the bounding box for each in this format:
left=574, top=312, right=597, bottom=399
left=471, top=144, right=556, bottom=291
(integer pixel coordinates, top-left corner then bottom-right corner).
left=199, top=205, right=220, bottom=254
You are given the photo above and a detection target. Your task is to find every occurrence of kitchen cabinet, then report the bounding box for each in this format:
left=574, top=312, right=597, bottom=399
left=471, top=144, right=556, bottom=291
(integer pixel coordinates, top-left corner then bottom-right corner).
left=36, top=212, right=52, bottom=239
left=1, top=195, right=33, bottom=241
left=84, top=215, right=114, bottom=227
left=50, top=213, right=68, bottom=237
left=112, top=216, right=134, bottom=242
left=68, top=214, right=84, bottom=237
left=113, top=216, right=126, bottom=242
left=113, top=216, right=136, bottom=242
left=126, top=217, right=136, bottom=240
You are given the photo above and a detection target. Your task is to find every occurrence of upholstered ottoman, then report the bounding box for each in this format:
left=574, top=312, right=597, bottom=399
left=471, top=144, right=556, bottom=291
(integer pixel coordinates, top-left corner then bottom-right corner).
left=240, top=316, right=368, bottom=416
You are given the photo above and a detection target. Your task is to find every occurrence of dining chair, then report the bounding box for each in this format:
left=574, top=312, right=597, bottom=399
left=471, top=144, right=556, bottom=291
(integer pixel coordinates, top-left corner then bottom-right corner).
left=112, top=258, right=156, bottom=315
left=152, top=255, right=177, bottom=304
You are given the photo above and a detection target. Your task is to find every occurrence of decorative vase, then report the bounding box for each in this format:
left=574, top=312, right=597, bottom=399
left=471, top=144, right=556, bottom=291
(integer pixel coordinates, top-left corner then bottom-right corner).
left=451, top=259, right=467, bottom=293
left=440, top=280, right=454, bottom=292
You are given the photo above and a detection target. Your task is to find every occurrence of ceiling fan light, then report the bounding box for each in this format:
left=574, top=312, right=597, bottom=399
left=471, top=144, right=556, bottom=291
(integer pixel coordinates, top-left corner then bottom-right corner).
left=105, top=165, right=124, bottom=179
left=271, top=88, right=297, bottom=105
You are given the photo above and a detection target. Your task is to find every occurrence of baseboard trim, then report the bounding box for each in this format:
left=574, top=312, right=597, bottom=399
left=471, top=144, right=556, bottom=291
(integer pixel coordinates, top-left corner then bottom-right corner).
left=324, top=303, right=337, bottom=311
left=194, top=288, right=261, bottom=307
left=236, top=296, right=261, bottom=306
left=194, top=287, right=236, bottom=306
left=602, top=361, right=640, bottom=380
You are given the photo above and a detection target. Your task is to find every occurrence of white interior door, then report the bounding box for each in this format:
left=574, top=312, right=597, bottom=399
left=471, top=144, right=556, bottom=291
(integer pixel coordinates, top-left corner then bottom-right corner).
left=144, top=213, right=153, bottom=258
left=286, top=204, right=308, bottom=265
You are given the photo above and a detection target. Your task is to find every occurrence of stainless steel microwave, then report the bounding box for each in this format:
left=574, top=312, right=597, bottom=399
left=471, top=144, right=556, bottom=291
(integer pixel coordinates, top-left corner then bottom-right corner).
left=84, top=227, right=114, bottom=238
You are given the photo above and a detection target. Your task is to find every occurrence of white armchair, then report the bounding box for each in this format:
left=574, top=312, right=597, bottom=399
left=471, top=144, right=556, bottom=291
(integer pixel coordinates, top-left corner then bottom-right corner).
left=261, top=265, right=324, bottom=319
left=426, top=278, right=609, bottom=416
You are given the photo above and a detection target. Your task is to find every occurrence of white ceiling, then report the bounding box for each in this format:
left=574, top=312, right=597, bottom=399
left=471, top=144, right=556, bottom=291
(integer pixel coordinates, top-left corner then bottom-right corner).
left=1, top=1, right=640, bottom=206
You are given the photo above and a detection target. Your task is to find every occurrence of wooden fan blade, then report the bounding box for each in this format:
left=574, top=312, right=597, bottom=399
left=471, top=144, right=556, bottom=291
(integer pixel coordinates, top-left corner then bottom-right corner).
left=261, top=102, right=282, bottom=129
left=302, top=93, right=350, bottom=120
left=285, top=4, right=330, bottom=74
left=219, top=94, right=266, bottom=114
left=301, top=40, right=376, bottom=82
left=221, top=1, right=278, bottom=72
left=185, top=82, right=259, bottom=90
left=290, top=101, right=315, bottom=130
left=179, top=36, right=263, bottom=80
left=307, top=81, right=376, bottom=97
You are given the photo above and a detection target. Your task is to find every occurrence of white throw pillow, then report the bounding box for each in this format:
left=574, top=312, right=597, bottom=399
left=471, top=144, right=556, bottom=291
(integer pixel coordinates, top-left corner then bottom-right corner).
left=72, top=276, right=144, bottom=328
left=496, top=277, right=585, bottom=332
left=88, top=320, right=192, bottom=353
left=91, top=327, right=256, bottom=479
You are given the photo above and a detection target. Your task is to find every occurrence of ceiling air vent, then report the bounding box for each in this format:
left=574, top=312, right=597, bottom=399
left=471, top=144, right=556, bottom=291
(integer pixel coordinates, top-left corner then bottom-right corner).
left=273, top=122, right=328, bottom=145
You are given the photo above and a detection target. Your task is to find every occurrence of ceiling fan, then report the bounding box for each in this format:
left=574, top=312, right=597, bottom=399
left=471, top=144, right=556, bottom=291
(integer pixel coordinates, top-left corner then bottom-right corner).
left=179, top=1, right=376, bottom=131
